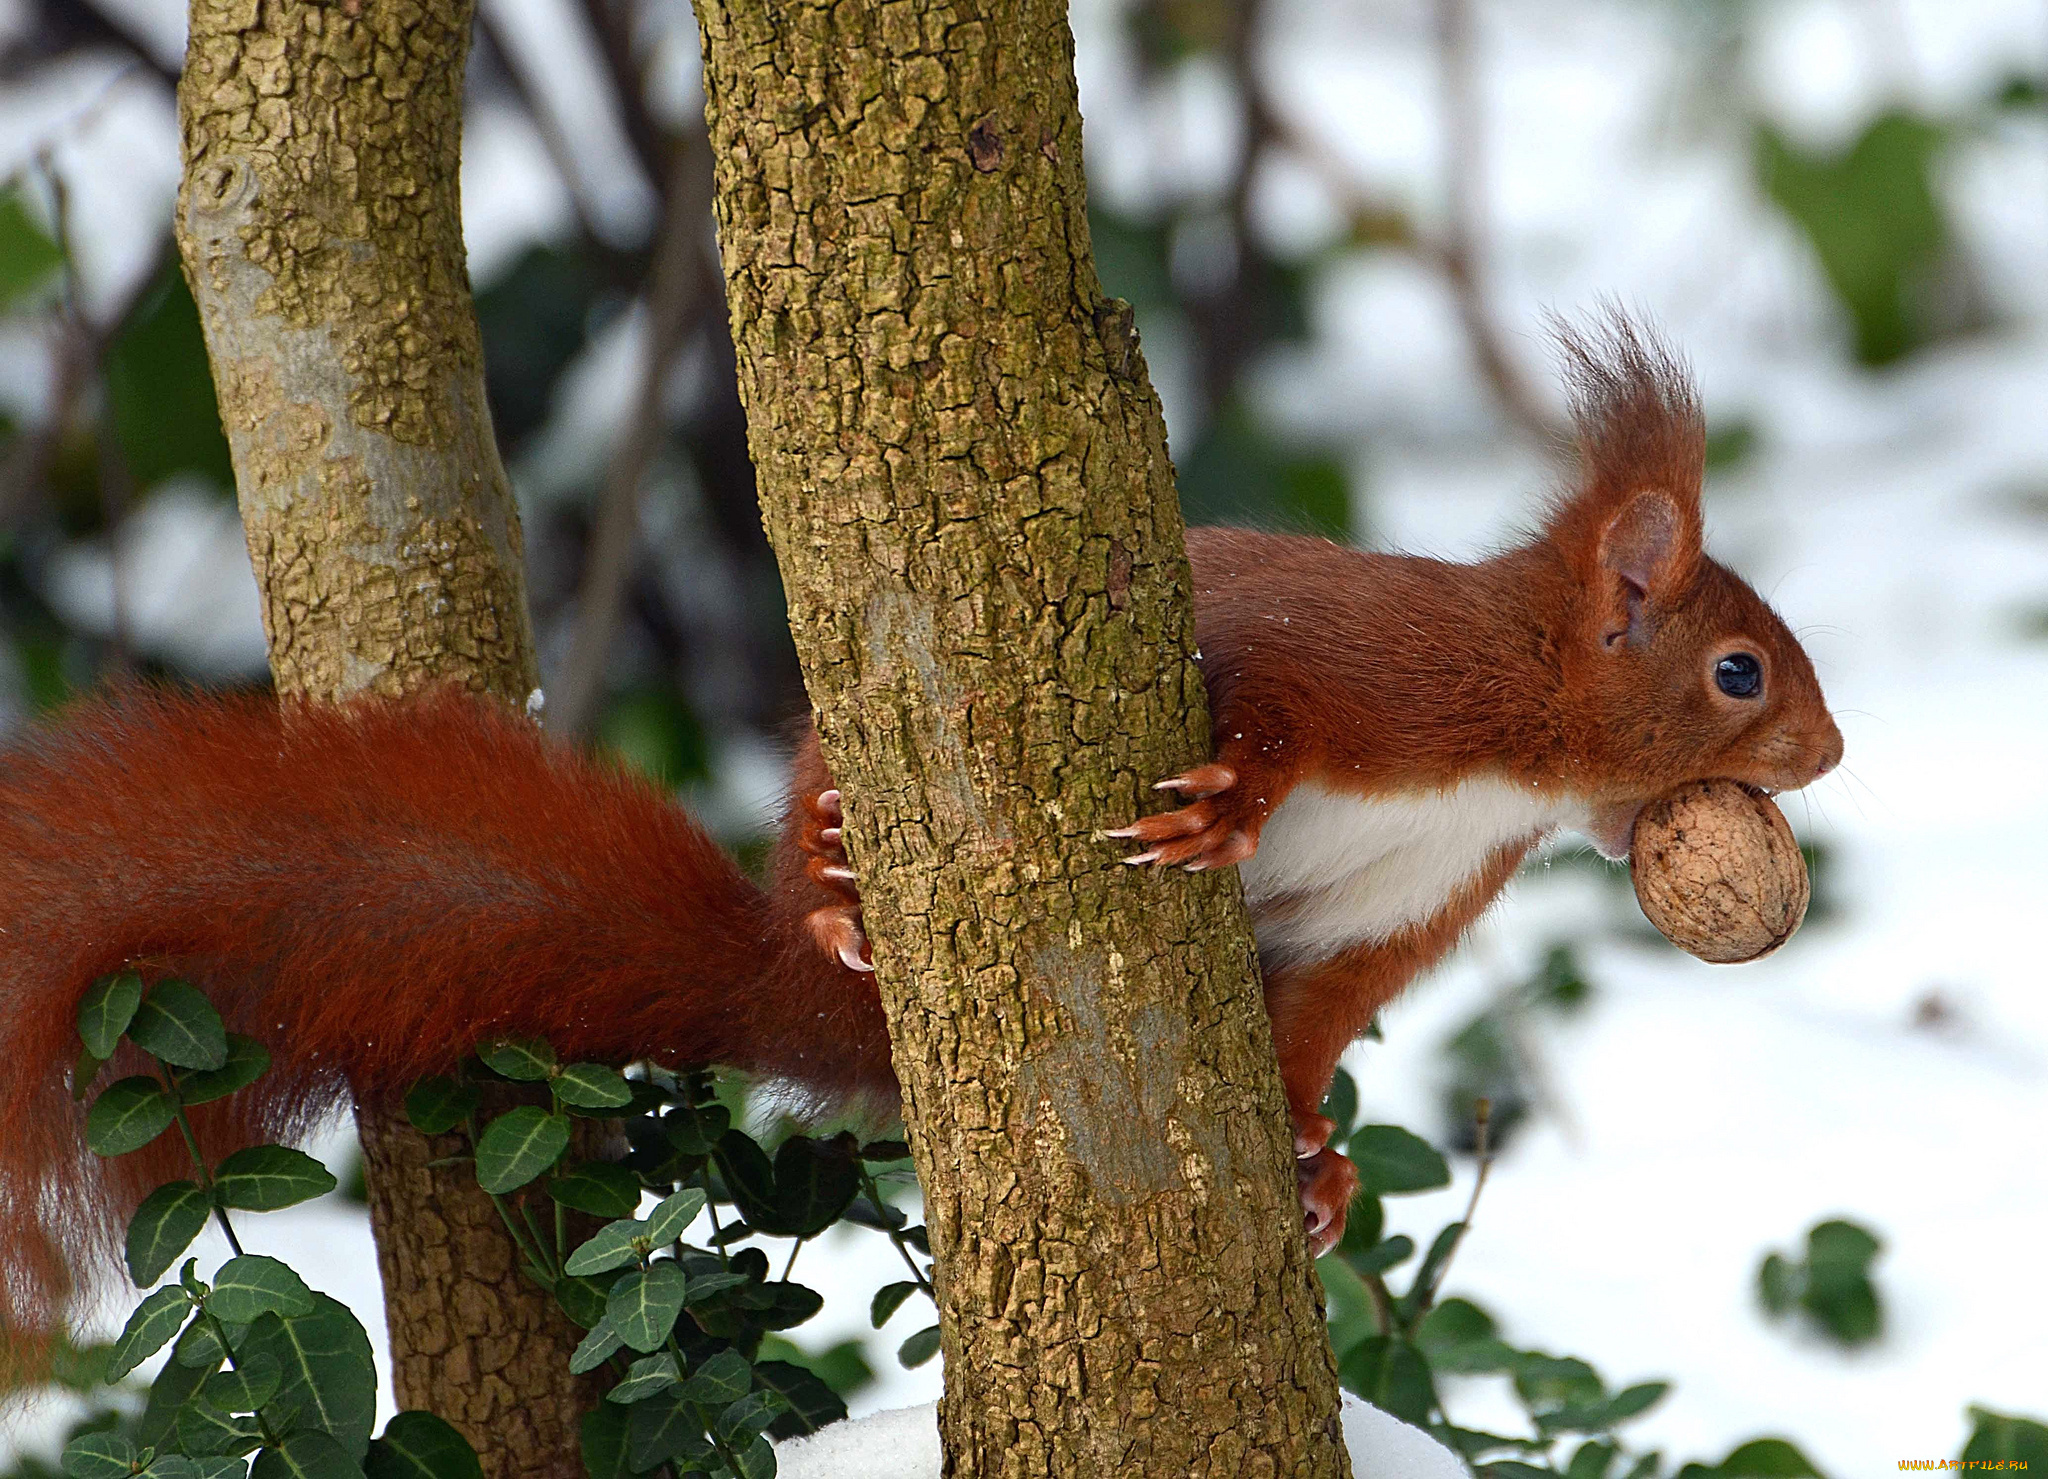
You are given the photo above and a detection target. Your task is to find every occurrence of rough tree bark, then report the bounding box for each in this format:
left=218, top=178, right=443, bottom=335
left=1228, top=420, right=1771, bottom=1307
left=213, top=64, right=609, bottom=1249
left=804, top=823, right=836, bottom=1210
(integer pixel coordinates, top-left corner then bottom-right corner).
left=174, top=2, right=595, bottom=1474
left=696, top=2, right=1350, bottom=1475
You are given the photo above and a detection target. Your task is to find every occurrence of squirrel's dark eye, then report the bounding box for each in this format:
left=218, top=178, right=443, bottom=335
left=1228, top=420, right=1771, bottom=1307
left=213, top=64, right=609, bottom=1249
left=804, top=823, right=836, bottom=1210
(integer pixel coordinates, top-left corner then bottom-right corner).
left=1715, top=653, right=1763, bottom=699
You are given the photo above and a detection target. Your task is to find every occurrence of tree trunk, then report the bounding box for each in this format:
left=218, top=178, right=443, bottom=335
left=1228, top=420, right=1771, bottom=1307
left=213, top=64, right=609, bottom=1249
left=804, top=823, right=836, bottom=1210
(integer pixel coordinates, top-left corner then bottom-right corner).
left=695, top=3, right=1349, bottom=1475
left=174, top=3, right=595, bottom=1474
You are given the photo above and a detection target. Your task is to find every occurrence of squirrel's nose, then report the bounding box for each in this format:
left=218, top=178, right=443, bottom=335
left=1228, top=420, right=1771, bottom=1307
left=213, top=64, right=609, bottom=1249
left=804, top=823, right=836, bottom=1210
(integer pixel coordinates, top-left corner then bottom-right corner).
left=1814, top=724, right=1844, bottom=779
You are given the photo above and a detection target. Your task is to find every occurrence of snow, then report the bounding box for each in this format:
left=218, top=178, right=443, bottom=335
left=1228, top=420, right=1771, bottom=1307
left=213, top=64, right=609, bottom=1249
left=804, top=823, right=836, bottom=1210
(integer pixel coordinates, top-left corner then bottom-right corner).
left=770, top=1394, right=1469, bottom=1479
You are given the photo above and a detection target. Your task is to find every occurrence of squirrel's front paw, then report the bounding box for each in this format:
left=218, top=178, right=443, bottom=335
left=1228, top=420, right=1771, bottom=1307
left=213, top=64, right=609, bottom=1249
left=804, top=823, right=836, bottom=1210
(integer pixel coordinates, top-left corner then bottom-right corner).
left=1106, top=763, right=1260, bottom=870
left=800, top=788, right=872, bottom=973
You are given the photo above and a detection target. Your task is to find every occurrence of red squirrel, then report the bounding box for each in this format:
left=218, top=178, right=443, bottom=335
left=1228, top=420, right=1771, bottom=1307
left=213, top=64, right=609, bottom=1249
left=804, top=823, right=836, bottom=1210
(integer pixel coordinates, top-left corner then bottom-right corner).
left=0, top=317, right=1840, bottom=1344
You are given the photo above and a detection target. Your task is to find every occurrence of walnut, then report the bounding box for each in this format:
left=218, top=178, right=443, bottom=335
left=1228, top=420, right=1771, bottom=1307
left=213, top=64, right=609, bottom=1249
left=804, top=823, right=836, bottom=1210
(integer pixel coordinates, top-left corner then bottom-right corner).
left=1630, top=780, right=1810, bottom=963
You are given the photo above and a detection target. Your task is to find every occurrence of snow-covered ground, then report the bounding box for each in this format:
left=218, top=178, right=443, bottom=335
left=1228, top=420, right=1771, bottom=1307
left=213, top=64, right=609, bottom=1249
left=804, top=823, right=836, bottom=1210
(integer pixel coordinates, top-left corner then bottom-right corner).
left=4, top=0, right=2046, bottom=1473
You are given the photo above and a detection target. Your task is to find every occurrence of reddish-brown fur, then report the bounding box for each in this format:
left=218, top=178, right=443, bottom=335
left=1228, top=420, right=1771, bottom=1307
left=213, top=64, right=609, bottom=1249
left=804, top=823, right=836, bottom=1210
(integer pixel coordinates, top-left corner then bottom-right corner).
left=0, top=689, right=890, bottom=1346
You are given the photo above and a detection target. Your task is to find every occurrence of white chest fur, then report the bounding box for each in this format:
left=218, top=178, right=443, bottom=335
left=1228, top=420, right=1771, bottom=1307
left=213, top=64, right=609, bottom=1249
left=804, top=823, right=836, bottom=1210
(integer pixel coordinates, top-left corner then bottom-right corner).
left=1237, top=777, right=1587, bottom=968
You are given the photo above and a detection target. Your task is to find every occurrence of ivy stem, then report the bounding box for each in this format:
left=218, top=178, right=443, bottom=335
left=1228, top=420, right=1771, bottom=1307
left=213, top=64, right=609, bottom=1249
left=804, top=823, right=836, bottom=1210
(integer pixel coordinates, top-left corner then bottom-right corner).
left=1413, top=1097, right=1497, bottom=1314
left=465, top=1111, right=558, bottom=1288
left=696, top=1165, right=730, bottom=1271
left=197, top=1303, right=281, bottom=1448
left=163, top=1067, right=244, bottom=1258
left=858, top=1167, right=933, bottom=1296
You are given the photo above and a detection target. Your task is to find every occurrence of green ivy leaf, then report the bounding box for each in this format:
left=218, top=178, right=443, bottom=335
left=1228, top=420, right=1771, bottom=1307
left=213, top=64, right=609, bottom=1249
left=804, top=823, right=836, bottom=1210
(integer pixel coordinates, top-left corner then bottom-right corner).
left=476, top=1039, right=554, bottom=1082
left=362, top=1412, right=482, bottom=1479
left=603, top=1354, right=680, bottom=1405
left=678, top=1350, right=751, bottom=1406
left=179, top=1401, right=265, bottom=1458
left=107, top=1286, right=196, bottom=1380
left=179, top=1037, right=274, bottom=1107
left=623, top=1391, right=712, bottom=1474
left=1319, top=1069, right=1359, bottom=1140
left=742, top=1281, right=824, bottom=1332
left=896, top=1325, right=941, bottom=1369
left=728, top=1435, right=775, bottom=1479
left=1716, top=1439, right=1824, bottom=1478
left=770, top=1136, right=862, bottom=1238
left=1963, top=1408, right=2048, bottom=1469
left=139, top=1347, right=216, bottom=1447
left=141, top=1458, right=204, bottom=1479
left=870, top=1281, right=919, bottom=1329
left=1396, top=1222, right=1467, bottom=1325
left=402, top=1078, right=479, bottom=1136
left=239, top=1296, right=377, bottom=1460
left=1415, top=1298, right=1515, bottom=1375
left=568, top=1319, right=625, bottom=1376
left=1348, top=1125, right=1451, bottom=1195
left=712, top=1131, right=782, bottom=1232
left=1338, top=1335, right=1436, bottom=1425
left=679, top=1268, right=751, bottom=1305
left=176, top=1313, right=242, bottom=1368
left=1537, top=1383, right=1671, bottom=1436
left=663, top=1100, right=730, bottom=1157
left=564, top=1220, right=650, bottom=1277
left=605, top=1264, right=688, bottom=1353
left=641, top=1187, right=706, bottom=1246
left=553, top=1064, right=632, bottom=1110
left=87, top=1077, right=178, bottom=1157
left=72, top=1045, right=108, bottom=1102
left=713, top=1391, right=785, bottom=1445
left=200, top=1355, right=283, bottom=1414
left=752, top=1360, right=849, bottom=1438
left=79, top=971, right=146, bottom=1059
left=579, top=1404, right=630, bottom=1479
left=214, top=1146, right=339, bottom=1212
left=127, top=1182, right=213, bottom=1287
left=546, top=1163, right=642, bottom=1220
left=129, top=981, right=229, bottom=1071
left=555, top=1272, right=624, bottom=1330
left=1514, top=1352, right=1605, bottom=1412
left=474, top=1107, right=570, bottom=1193
left=1567, top=1441, right=1619, bottom=1479
left=207, top=1257, right=316, bottom=1324
left=1343, top=1234, right=1415, bottom=1279
left=62, top=1430, right=139, bottom=1479
left=193, top=1458, right=253, bottom=1479
left=249, top=1432, right=364, bottom=1479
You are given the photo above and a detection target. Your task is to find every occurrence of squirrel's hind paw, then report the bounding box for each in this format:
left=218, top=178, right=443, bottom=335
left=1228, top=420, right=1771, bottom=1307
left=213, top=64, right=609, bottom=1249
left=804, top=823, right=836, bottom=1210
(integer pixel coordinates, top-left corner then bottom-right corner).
left=1298, top=1146, right=1358, bottom=1257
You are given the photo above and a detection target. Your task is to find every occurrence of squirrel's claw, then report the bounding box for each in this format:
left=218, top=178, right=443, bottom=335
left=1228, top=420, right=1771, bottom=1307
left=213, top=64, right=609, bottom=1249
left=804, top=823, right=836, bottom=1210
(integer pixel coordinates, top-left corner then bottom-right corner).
left=1298, top=1146, right=1359, bottom=1257
left=1111, top=765, right=1262, bottom=872
left=806, top=905, right=874, bottom=973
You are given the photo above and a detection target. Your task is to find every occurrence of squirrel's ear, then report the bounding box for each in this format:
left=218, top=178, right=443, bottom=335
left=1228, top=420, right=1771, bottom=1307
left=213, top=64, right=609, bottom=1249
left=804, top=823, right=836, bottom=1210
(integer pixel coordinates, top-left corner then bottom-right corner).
left=1594, top=489, right=1692, bottom=649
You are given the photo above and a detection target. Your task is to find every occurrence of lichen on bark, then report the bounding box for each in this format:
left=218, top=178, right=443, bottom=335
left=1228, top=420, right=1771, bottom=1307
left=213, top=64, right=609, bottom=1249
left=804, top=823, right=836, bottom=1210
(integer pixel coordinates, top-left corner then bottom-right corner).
left=696, top=1, right=1350, bottom=1473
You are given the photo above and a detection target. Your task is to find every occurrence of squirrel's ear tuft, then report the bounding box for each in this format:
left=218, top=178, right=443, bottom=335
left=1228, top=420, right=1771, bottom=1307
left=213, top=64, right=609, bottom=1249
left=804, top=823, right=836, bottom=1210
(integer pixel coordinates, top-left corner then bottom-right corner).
left=1541, top=307, right=1705, bottom=601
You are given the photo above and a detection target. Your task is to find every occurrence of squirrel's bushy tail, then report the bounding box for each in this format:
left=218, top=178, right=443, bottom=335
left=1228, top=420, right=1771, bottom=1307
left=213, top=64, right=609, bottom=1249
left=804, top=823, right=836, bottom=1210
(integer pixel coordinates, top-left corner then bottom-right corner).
left=0, top=687, right=890, bottom=1351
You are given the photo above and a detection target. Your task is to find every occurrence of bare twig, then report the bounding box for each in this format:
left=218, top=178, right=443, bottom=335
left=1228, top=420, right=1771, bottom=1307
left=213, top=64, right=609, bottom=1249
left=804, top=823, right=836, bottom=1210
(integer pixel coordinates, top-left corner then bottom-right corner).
left=472, top=5, right=616, bottom=252
left=43, top=158, right=137, bottom=668
left=577, top=0, right=673, bottom=197
left=1430, top=0, right=1558, bottom=441
left=547, top=136, right=715, bottom=738
left=1251, top=2, right=1559, bottom=442
left=0, top=150, right=173, bottom=537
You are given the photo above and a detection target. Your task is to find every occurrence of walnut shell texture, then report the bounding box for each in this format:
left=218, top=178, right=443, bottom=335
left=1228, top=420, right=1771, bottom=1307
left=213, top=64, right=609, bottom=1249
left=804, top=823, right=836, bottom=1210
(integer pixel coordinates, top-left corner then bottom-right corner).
left=1630, top=780, right=1810, bottom=964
